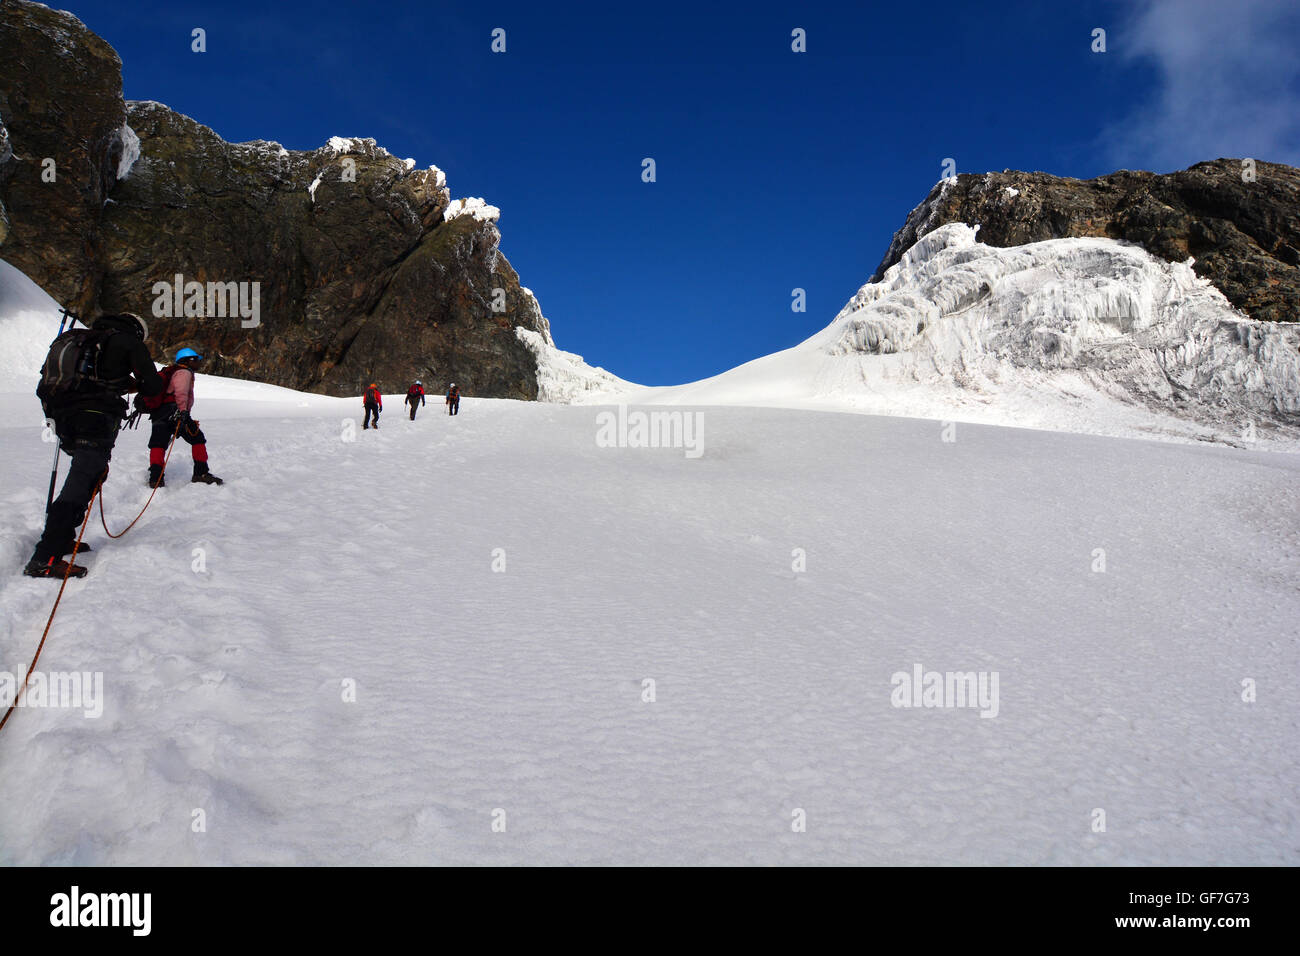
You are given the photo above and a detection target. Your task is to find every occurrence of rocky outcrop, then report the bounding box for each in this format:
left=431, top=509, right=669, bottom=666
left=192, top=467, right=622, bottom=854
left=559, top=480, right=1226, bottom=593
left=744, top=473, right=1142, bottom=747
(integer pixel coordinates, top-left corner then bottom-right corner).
left=0, top=0, right=552, bottom=398
left=0, top=0, right=128, bottom=313
left=874, top=160, right=1300, bottom=325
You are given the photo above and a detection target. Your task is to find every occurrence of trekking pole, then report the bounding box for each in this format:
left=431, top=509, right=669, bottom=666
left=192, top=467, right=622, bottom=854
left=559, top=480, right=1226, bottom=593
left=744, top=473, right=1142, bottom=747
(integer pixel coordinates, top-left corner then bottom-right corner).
left=44, top=442, right=61, bottom=515
left=42, top=309, right=78, bottom=514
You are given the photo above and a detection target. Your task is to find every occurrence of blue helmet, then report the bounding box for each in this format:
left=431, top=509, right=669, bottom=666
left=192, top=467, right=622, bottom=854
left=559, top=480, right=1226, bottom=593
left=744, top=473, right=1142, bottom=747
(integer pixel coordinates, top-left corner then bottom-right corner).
left=176, top=347, right=203, bottom=362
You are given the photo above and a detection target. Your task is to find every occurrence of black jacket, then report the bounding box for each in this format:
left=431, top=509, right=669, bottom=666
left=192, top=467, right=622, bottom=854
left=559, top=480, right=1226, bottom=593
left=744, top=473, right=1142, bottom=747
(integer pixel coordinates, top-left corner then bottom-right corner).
left=46, top=317, right=166, bottom=417
left=94, top=317, right=166, bottom=400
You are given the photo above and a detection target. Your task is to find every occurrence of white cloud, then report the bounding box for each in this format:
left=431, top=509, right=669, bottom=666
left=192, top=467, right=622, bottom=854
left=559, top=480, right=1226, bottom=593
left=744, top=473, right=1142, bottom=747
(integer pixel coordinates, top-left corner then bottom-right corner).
left=1104, top=0, right=1300, bottom=171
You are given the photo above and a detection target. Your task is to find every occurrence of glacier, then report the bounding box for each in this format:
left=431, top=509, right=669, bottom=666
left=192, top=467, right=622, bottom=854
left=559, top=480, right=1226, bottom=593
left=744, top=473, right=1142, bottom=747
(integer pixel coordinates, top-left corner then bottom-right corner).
left=599, top=224, right=1300, bottom=448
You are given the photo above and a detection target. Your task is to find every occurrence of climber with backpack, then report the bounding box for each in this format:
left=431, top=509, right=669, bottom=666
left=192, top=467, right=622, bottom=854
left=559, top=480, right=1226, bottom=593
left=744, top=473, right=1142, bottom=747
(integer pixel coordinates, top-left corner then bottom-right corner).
left=25, top=312, right=164, bottom=579
left=446, top=382, right=460, bottom=416
left=406, top=380, right=426, bottom=420
left=363, top=383, right=382, bottom=429
left=140, top=347, right=223, bottom=487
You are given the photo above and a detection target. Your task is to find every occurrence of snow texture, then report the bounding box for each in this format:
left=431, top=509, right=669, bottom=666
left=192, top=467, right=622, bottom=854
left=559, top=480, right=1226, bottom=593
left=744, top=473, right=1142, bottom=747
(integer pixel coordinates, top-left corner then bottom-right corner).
left=0, top=259, right=65, bottom=388
left=443, top=197, right=500, bottom=223
left=307, top=173, right=323, bottom=203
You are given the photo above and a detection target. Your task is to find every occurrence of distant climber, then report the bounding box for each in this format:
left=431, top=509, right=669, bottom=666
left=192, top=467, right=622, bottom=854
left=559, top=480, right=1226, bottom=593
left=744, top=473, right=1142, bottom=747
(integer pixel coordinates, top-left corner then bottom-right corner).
left=143, top=347, right=223, bottom=487
left=446, top=382, right=460, bottom=416
left=363, top=383, right=382, bottom=429
left=25, top=312, right=163, bottom=578
left=406, top=380, right=426, bottom=420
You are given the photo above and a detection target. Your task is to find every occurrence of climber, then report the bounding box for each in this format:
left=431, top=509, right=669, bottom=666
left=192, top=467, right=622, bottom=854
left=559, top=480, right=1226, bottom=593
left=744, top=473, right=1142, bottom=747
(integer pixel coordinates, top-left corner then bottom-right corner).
left=25, top=312, right=164, bottom=578
left=145, top=347, right=223, bottom=486
left=363, top=383, right=383, bottom=429
left=446, top=382, right=460, bottom=416
left=406, top=380, right=426, bottom=420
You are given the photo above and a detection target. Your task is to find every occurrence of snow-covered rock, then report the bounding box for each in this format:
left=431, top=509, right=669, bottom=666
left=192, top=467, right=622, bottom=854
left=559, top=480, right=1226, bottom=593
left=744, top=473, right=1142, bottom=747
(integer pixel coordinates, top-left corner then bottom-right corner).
left=827, top=223, right=1300, bottom=421
left=443, top=197, right=500, bottom=223
left=114, top=124, right=140, bottom=180
left=516, top=326, right=635, bottom=403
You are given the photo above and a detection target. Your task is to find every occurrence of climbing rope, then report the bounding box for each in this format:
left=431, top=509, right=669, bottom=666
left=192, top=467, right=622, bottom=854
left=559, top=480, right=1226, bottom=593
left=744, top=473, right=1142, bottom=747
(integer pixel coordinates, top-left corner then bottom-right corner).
left=99, top=421, right=180, bottom=538
left=0, top=481, right=101, bottom=735
left=1, top=421, right=181, bottom=736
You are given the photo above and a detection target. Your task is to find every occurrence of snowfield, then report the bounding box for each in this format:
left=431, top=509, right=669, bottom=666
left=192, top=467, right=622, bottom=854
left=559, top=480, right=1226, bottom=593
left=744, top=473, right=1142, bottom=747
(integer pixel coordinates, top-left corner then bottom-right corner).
left=1, top=388, right=1297, bottom=865
left=1, top=239, right=1298, bottom=864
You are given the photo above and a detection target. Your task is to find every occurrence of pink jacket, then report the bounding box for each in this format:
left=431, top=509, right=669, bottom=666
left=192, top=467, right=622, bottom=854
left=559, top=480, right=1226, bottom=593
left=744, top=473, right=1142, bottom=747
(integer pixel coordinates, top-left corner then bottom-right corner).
left=168, top=366, right=196, bottom=413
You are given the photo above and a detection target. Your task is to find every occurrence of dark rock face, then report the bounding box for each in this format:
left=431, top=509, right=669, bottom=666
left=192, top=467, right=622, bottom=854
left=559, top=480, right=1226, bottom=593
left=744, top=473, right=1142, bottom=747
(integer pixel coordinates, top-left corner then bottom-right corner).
left=874, top=160, right=1300, bottom=324
left=0, top=0, right=551, bottom=398
left=0, top=0, right=127, bottom=311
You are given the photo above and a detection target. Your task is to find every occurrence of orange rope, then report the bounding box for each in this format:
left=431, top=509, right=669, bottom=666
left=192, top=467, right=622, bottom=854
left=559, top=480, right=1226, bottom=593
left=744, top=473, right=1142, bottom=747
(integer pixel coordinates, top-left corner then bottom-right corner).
left=99, top=421, right=180, bottom=538
left=0, top=481, right=100, bottom=736
left=1, top=420, right=181, bottom=737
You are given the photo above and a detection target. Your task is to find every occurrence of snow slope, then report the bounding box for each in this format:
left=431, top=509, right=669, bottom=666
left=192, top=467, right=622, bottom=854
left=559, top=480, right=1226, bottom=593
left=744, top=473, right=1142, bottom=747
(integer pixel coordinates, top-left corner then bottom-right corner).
left=0, top=386, right=1297, bottom=864
left=601, top=225, right=1300, bottom=449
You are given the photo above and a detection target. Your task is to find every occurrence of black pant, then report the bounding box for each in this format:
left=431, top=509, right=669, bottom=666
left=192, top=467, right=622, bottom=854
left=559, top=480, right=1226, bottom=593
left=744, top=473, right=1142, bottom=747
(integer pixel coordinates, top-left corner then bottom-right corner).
left=364, top=403, right=380, bottom=428
left=34, top=408, right=119, bottom=561
left=150, top=409, right=207, bottom=450
left=447, top=398, right=459, bottom=415
left=408, top=401, right=421, bottom=420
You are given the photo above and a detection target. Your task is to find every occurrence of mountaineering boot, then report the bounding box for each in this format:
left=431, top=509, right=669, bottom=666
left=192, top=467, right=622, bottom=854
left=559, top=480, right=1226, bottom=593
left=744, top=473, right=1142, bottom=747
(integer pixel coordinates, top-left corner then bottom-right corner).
left=192, top=462, right=224, bottom=485
left=148, top=464, right=165, bottom=487
left=23, top=556, right=88, bottom=579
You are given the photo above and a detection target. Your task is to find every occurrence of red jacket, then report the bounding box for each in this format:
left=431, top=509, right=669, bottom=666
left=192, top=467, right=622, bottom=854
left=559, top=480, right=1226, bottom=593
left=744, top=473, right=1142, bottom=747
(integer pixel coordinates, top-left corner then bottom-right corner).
left=363, top=385, right=382, bottom=408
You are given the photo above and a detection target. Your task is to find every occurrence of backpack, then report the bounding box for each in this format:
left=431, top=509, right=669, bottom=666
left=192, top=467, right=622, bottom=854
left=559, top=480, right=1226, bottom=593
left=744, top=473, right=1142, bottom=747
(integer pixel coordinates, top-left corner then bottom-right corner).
left=138, top=364, right=181, bottom=412
left=36, top=328, right=131, bottom=412
left=365, top=385, right=381, bottom=404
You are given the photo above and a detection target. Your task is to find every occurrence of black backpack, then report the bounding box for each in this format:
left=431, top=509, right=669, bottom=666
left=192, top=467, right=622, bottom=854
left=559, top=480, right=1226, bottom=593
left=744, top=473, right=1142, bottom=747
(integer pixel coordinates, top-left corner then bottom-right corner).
left=36, top=328, right=130, bottom=412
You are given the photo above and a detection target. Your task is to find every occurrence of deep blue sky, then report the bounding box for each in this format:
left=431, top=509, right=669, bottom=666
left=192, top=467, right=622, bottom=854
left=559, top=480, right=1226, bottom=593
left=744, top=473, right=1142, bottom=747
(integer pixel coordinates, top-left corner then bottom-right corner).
left=62, top=0, right=1300, bottom=384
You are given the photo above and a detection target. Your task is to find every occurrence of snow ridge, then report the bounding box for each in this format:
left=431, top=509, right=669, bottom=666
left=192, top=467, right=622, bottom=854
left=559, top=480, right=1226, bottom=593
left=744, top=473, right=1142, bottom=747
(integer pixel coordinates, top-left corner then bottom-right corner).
left=516, top=327, right=635, bottom=403
left=824, top=223, right=1300, bottom=426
